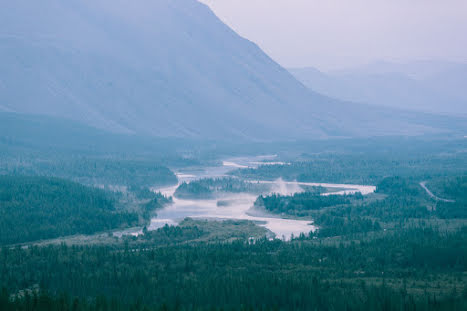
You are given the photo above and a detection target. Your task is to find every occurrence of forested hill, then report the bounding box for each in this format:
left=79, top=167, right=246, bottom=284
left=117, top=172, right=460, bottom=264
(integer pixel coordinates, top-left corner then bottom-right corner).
left=1, top=227, right=466, bottom=310
left=0, top=175, right=138, bottom=245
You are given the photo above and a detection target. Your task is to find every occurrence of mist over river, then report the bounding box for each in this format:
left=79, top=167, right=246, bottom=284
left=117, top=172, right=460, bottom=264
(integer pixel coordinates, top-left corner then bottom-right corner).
left=145, top=156, right=376, bottom=240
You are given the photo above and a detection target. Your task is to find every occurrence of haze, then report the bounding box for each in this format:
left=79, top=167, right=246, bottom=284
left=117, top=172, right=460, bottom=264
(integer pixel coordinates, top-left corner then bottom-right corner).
left=200, top=0, right=467, bottom=70
left=2, top=1, right=467, bottom=309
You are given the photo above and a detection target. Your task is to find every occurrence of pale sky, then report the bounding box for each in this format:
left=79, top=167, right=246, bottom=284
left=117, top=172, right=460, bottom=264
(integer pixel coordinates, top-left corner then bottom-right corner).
left=200, top=0, right=467, bottom=70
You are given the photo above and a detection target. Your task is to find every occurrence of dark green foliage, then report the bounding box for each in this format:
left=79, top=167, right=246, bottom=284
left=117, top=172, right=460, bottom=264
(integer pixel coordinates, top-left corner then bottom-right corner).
left=256, top=176, right=456, bottom=237
left=174, top=181, right=213, bottom=199
left=143, top=192, right=172, bottom=212
left=1, top=137, right=466, bottom=310
left=427, top=176, right=467, bottom=202
left=130, top=186, right=159, bottom=200
left=373, top=176, right=467, bottom=220
left=436, top=201, right=467, bottom=219
left=132, top=219, right=268, bottom=245
left=357, top=196, right=431, bottom=220
left=174, top=178, right=271, bottom=199
left=2, top=286, right=464, bottom=311
left=377, top=176, right=423, bottom=196
left=255, top=192, right=354, bottom=216
left=0, top=175, right=138, bottom=245
left=231, top=146, right=467, bottom=185
left=141, top=193, right=173, bottom=220
left=314, top=215, right=381, bottom=237
left=353, top=177, right=432, bottom=220
left=427, top=176, right=467, bottom=219
left=0, top=227, right=466, bottom=310
left=3, top=159, right=178, bottom=188
left=254, top=190, right=377, bottom=237
left=134, top=222, right=205, bottom=245
left=126, top=218, right=269, bottom=246
left=2, top=285, right=466, bottom=311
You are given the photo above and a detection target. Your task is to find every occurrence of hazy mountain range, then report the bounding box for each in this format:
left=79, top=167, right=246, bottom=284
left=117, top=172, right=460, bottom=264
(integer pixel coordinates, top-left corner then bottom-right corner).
left=1, top=0, right=466, bottom=141
left=290, top=61, right=467, bottom=115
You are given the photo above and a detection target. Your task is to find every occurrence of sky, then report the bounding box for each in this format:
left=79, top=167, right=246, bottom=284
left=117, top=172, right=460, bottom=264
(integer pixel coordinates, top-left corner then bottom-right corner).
left=200, top=0, right=467, bottom=70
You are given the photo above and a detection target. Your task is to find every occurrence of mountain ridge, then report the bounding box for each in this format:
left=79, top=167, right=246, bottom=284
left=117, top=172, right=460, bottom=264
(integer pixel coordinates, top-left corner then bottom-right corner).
left=289, top=61, right=467, bottom=115
left=1, top=0, right=465, bottom=140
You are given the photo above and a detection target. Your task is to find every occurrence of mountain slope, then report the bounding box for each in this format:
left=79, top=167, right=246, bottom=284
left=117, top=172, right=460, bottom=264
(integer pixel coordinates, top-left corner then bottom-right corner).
left=289, top=62, right=467, bottom=115
left=0, top=0, right=465, bottom=140
left=0, top=0, right=318, bottom=139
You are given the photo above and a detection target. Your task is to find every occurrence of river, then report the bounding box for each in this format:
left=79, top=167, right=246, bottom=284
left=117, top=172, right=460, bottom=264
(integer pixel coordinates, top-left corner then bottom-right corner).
left=145, top=156, right=376, bottom=240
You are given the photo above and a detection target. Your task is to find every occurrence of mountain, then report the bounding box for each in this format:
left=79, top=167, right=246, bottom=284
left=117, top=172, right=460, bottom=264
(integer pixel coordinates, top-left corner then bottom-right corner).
left=289, top=61, right=467, bottom=115
left=0, top=112, right=182, bottom=156
left=1, top=0, right=465, bottom=140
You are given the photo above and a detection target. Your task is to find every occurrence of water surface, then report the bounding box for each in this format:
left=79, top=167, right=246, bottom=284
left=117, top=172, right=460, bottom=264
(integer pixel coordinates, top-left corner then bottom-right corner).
left=149, top=156, right=376, bottom=240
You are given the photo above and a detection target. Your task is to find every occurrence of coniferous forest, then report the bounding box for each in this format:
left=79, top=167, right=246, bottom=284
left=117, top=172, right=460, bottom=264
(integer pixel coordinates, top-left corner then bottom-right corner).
left=0, top=137, right=466, bottom=310
left=0, top=175, right=139, bottom=245
left=1, top=1, right=467, bottom=307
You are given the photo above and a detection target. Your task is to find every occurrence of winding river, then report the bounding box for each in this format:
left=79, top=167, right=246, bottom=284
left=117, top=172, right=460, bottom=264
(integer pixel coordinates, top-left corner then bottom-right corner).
left=146, top=156, right=376, bottom=240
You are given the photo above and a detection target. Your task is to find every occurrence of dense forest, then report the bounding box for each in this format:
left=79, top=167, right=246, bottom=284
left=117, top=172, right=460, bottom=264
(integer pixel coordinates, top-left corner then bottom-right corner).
left=1, top=158, right=178, bottom=188
left=0, top=175, right=139, bottom=245
left=231, top=151, right=467, bottom=185
left=1, top=137, right=466, bottom=310
left=1, top=173, right=466, bottom=310
left=174, top=178, right=271, bottom=199
left=174, top=181, right=213, bottom=199
left=131, top=218, right=269, bottom=246
left=141, top=192, right=173, bottom=220
left=255, top=175, right=466, bottom=238
left=1, top=224, right=466, bottom=310
left=255, top=192, right=362, bottom=216
left=425, top=176, right=467, bottom=219
left=426, top=176, right=467, bottom=201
